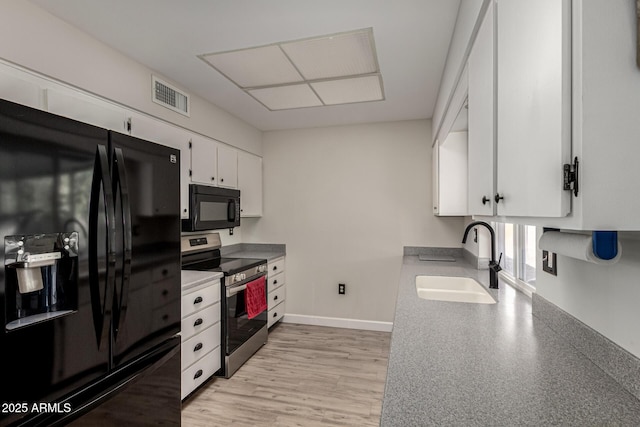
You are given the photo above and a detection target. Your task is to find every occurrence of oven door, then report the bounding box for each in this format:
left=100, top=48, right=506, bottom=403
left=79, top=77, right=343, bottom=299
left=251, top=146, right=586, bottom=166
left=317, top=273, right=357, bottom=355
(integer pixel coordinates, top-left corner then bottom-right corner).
left=225, top=275, right=267, bottom=355
left=183, top=184, right=240, bottom=231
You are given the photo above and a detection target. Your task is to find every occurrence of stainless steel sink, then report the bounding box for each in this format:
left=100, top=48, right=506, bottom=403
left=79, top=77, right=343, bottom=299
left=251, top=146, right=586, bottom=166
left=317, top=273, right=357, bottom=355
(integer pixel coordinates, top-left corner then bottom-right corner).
left=415, top=275, right=496, bottom=304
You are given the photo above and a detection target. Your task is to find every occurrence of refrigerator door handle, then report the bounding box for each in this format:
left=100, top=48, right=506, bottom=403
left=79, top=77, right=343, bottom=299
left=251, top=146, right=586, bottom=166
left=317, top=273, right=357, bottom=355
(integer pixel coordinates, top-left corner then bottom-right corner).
left=111, top=147, right=132, bottom=340
left=89, top=145, right=117, bottom=351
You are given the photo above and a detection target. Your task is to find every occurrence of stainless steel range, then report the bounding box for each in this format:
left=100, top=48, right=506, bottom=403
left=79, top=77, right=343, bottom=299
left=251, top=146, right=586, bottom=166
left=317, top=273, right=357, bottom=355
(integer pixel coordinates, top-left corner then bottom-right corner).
left=181, top=233, right=268, bottom=378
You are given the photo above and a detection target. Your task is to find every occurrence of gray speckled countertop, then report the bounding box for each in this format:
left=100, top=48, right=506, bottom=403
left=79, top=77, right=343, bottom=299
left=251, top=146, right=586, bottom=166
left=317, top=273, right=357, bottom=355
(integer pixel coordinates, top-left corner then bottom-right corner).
left=221, top=243, right=285, bottom=262
left=381, top=256, right=640, bottom=426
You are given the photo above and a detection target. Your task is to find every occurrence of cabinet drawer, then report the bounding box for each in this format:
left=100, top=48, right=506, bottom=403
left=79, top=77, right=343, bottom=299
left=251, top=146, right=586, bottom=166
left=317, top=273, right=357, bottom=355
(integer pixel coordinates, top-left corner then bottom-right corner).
left=181, top=347, right=221, bottom=400
left=268, top=301, right=285, bottom=328
left=181, top=302, right=220, bottom=342
left=268, top=286, right=286, bottom=310
left=268, top=257, right=285, bottom=276
left=181, top=324, right=221, bottom=369
left=267, top=272, right=285, bottom=293
left=181, top=282, right=220, bottom=318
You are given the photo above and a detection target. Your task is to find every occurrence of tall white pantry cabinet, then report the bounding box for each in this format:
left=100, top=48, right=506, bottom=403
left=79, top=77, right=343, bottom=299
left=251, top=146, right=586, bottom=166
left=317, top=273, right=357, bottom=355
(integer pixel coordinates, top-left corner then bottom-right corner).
left=469, top=0, right=640, bottom=230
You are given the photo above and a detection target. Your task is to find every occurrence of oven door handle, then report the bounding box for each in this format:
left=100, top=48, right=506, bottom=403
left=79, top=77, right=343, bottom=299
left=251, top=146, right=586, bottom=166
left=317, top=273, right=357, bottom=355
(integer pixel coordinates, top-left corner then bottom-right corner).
left=226, top=284, right=247, bottom=297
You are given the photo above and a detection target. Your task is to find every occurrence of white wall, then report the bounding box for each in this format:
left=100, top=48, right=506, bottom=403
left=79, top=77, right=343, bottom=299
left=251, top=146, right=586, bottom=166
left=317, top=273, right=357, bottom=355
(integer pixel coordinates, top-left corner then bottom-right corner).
left=536, top=233, right=640, bottom=358
left=242, top=120, right=465, bottom=323
left=0, top=0, right=261, bottom=155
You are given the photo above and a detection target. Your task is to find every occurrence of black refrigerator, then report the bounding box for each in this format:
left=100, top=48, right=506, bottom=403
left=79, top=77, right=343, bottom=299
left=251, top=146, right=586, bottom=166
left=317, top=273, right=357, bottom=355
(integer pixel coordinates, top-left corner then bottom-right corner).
left=0, top=99, right=181, bottom=426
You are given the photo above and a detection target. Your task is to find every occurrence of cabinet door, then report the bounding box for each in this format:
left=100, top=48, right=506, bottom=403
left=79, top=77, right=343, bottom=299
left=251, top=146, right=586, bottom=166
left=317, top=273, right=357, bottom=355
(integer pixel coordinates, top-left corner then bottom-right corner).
left=437, top=133, right=468, bottom=216
left=496, top=0, right=571, bottom=217
left=237, top=151, right=263, bottom=217
left=46, top=89, right=127, bottom=132
left=128, top=112, right=191, bottom=219
left=217, top=145, right=238, bottom=189
left=467, top=1, right=495, bottom=216
left=191, top=135, right=218, bottom=186
left=432, top=143, right=439, bottom=215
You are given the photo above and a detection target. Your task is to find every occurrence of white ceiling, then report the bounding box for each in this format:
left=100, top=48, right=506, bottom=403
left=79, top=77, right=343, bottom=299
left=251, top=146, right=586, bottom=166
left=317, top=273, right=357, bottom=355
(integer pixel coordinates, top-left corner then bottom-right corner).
left=30, top=0, right=461, bottom=131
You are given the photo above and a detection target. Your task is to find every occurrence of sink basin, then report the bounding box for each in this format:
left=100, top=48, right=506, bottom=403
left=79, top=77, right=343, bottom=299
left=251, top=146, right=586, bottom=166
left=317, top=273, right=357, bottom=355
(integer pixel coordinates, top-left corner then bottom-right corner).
left=415, top=276, right=496, bottom=304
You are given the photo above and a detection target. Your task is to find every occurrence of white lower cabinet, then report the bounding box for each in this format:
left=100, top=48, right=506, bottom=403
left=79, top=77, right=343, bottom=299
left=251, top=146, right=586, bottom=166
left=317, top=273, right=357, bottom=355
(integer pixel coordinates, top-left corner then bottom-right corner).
left=180, top=271, right=222, bottom=400
left=267, top=256, right=286, bottom=329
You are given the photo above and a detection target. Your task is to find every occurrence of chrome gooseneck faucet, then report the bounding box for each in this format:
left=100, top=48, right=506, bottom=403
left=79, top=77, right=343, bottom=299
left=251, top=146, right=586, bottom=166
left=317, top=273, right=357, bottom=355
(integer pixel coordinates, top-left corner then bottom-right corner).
left=462, top=221, right=502, bottom=289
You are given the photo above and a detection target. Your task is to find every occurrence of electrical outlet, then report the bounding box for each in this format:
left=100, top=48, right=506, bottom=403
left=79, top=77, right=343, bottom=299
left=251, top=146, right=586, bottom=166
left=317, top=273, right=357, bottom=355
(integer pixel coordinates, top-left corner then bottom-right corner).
left=542, top=250, right=557, bottom=275
left=338, top=283, right=346, bottom=295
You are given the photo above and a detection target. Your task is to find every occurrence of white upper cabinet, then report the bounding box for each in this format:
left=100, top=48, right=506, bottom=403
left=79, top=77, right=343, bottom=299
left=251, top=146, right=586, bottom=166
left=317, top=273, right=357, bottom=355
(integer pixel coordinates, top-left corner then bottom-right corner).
left=190, top=134, right=218, bottom=186
left=216, top=144, right=238, bottom=189
left=47, top=89, right=128, bottom=133
left=495, top=0, right=572, bottom=217
left=237, top=151, right=263, bottom=217
left=434, top=132, right=468, bottom=216
left=467, top=1, right=495, bottom=216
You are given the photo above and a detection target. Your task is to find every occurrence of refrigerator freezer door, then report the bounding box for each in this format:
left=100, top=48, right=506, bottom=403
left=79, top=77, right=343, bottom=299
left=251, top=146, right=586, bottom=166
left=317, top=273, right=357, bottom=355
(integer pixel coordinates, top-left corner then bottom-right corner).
left=21, top=336, right=181, bottom=427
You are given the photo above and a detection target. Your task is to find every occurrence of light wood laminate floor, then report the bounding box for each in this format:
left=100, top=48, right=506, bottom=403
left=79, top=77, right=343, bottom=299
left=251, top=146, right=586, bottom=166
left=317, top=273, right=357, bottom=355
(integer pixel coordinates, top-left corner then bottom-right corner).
left=181, top=323, right=392, bottom=426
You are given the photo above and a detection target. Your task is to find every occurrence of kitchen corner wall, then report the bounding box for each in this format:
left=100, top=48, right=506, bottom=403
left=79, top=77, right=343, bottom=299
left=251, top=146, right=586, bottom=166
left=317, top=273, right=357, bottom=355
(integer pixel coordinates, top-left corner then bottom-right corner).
left=242, top=120, right=464, bottom=323
left=535, top=232, right=640, bottom=359
left=0, top=0, right=261, bottom=156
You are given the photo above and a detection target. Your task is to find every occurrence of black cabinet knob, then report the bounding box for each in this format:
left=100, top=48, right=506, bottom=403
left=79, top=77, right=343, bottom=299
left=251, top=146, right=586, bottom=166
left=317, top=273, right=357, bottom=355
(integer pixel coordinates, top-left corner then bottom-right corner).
left=274, top=295, right=278, bottom=301
left=194, top=318, right=203, bottom=327
left=194, top=343, right=203, bottom=352
left=211, top=177, right=215, bottom=181
left=273, top=312, right=278, bottom=318
left=194, top=370, right=203, bottom=379
left=494, top=193, right=504, bottom=203
left=273, top=266, right=278, bottom=271
left=194, top=296, right=203, bottom=304
left=482, top=196, right=490, bottom=205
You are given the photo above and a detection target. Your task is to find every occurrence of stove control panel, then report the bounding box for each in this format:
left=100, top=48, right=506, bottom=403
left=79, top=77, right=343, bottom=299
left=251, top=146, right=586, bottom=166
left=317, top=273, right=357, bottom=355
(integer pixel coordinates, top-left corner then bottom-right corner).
left=226, top=265, right=266, bottom=286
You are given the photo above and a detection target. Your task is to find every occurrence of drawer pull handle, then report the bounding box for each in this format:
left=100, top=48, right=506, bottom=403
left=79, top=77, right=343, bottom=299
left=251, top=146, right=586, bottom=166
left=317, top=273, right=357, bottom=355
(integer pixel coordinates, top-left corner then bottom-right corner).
left=162, top=289, right=169, bottom=296
left=273, top=312, right=278, bottom=318
left=272, top=266, right=277, bottom=271
left=194, top=318, right=203, bottom=327
left=194, top=343, right=203, bottom=352
left=194, top=296, right=203, bottom=304
left=274, top=295, right=278, bottom=301
left=194, top=370, right=203, bottom=380
left=273, top=280, right=277, bottom=285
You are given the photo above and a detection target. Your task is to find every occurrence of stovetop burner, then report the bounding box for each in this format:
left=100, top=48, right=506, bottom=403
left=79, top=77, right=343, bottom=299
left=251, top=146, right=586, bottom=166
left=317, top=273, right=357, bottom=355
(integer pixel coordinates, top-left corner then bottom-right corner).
left=219, top=257, right=267, bottom=275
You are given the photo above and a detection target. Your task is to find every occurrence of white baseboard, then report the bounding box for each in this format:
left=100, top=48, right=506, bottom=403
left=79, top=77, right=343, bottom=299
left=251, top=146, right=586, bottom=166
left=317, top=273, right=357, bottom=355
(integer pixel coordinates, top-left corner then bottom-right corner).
left=281, top=314, right=393, bottom=332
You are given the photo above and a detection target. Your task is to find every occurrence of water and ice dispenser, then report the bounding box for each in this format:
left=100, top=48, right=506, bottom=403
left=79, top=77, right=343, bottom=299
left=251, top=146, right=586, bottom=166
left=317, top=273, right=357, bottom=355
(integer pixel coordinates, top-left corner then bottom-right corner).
left=4, top=233, right=79, bottom=331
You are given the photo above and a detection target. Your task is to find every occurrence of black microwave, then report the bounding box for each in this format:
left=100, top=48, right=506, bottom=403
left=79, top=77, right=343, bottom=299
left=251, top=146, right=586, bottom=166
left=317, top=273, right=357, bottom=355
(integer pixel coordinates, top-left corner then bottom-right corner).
left=182, top=184, right=240, bottom=232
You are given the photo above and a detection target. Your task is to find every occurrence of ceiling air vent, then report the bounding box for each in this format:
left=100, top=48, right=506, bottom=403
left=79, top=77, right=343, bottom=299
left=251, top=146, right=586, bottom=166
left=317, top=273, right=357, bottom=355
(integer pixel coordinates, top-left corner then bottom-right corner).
left=152, top=76, right=190, bottom=116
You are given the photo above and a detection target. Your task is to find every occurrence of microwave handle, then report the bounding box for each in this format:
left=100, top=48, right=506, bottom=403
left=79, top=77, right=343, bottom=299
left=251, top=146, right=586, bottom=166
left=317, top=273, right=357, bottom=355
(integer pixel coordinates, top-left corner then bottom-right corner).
left=228, top=199, right=236, bottom=221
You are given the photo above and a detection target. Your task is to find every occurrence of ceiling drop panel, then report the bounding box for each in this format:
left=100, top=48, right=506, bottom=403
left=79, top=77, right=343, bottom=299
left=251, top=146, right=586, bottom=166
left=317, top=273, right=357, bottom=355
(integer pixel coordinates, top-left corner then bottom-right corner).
left=247, top=84, right=323, bottom=110
left=281, top=29, right=379, bottom=80
left=311, top=75, right=383, bottom=105
left=200, top=45, right=304, bottom=88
